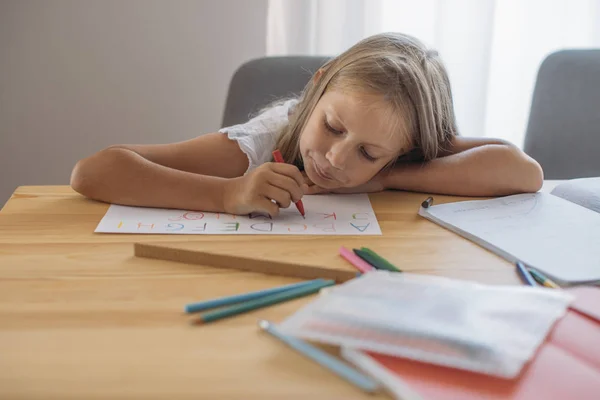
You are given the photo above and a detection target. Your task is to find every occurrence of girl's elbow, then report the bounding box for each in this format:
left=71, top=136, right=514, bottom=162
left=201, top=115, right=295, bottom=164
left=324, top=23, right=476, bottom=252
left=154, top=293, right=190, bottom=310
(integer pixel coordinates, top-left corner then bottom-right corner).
left=529, top=160, right=544, bottom=192
left=519, top=156, right=544, bottom=193
left=70, top=158, right=94, bottom=197
left=70, top=147, right=120, bottom=198
left=501, top=146, right=544, bottom=194
left=464, top=144, right=544, bottom=196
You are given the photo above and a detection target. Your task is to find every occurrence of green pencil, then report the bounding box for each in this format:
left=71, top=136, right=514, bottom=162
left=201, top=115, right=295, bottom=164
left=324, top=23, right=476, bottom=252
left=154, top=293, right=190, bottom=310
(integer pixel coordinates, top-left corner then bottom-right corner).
left=196, top=279, right=335, bottom=324
left=528, top=269, right=560, bottom=289
left=352, top=248, right=394, bottom=272
left=360, top=247, right=401, bottom=272
left=353, top=248, right=400, bottom=272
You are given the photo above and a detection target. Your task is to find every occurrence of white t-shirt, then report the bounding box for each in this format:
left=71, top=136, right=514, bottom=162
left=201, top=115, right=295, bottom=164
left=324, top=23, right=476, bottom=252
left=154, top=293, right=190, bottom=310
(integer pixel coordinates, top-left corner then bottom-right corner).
left=219, top=99, right=299, bottom=174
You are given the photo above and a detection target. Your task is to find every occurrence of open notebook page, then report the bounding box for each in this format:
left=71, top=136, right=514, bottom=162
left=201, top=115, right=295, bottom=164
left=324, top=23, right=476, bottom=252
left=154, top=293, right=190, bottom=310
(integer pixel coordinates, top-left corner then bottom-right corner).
left=418, top=192, right=600, bottom=285
left=550, top=177, right=600, bottom=214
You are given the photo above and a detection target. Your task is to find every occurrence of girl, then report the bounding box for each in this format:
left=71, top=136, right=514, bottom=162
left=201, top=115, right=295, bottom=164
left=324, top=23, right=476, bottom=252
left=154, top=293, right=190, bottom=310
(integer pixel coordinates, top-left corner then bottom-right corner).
left=70, top=32, right=543, bottom=217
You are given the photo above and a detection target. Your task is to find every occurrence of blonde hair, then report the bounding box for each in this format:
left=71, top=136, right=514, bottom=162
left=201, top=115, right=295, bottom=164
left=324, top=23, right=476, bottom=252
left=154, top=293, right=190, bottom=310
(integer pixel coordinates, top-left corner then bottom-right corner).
left=274, top=32, right=458, bottom=168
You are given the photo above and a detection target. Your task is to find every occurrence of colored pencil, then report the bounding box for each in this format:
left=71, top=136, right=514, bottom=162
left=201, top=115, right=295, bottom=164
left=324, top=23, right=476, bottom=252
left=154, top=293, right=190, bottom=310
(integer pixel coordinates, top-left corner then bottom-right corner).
left=515, top=261, right=536, bottom=286
left=352, top=248, right=384, bottom=270
left=528, top=269, right=560, bottom=289
left=272, top=149, right=305, bottom=217
left=195, top=279, right=335, bottom=324
left=339, top=246, right=375, bottom=273
left=353, top=248, right=396, bottom=272
left=185, top=279, right=325, bottom=313
left=360, top=247, right=401, bottom=272
left=258, top=320, right=379, bottom=393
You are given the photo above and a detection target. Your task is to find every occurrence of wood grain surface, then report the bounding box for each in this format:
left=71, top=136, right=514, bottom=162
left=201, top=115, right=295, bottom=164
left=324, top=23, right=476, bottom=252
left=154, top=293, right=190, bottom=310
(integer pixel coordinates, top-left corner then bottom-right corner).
left=0, top=186, right=525, bottom=399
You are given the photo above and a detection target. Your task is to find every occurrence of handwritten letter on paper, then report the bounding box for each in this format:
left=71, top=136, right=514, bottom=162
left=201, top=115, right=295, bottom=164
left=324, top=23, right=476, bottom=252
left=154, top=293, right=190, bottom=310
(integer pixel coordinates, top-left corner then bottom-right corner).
left=94, top=194, right=382, bottom=235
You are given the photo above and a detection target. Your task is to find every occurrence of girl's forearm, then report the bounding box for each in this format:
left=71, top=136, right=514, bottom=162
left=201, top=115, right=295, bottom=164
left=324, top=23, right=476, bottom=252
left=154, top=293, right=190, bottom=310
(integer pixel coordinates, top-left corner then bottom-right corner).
left=70, top=147, right=229, bottom=211
left=385, top=144, right=544, bottom=197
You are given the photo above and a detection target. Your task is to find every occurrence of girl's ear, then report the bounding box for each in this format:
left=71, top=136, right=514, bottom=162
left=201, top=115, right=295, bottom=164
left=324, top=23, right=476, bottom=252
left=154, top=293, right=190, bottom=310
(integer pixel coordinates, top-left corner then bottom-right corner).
left=312, top=68, right=324, bottom=84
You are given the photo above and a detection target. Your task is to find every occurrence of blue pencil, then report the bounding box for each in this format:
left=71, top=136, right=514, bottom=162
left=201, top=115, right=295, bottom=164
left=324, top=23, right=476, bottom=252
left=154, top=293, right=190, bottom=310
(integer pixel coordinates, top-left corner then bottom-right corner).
left=185, top=279, right=325, bottom=313
left=515, top=261, right=536, bottom=286
left=258, top=320, right=379, bottom=393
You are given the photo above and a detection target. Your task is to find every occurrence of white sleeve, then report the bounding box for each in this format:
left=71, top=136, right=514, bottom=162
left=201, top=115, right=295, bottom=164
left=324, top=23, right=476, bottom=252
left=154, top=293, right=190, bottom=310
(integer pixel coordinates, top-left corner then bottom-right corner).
left=219, top=99, right=297, bottom=173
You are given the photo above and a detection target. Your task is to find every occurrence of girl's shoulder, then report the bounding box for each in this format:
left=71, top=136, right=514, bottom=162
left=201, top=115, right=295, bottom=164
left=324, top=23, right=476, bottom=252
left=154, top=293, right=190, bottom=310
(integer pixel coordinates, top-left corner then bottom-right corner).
left=220, top=98, right=298, bottom=136
left=219, top=98, right=298, bottom=173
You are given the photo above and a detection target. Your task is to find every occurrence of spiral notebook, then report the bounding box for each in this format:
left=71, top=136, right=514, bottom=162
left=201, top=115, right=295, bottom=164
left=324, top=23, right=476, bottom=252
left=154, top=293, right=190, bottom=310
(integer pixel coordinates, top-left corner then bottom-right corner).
left=418, top=191, right=600, bottom=285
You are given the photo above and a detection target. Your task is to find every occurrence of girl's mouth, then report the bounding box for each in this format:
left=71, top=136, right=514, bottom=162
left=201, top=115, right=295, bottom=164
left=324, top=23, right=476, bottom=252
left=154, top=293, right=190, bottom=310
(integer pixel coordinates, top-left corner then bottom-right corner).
left=313, top=159, right=335, bottom=181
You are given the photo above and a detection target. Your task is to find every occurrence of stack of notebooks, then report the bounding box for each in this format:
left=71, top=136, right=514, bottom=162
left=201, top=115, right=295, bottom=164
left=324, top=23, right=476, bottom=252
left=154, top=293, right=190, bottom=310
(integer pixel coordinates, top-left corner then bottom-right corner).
left=278, top=272, right=600, bottom=399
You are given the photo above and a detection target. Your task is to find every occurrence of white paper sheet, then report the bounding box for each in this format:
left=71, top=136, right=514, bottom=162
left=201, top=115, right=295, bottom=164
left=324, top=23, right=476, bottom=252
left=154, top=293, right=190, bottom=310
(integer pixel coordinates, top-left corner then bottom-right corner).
left=94, top=194, right=382, bottom=235
left=418, top=192, right=600, bottom=284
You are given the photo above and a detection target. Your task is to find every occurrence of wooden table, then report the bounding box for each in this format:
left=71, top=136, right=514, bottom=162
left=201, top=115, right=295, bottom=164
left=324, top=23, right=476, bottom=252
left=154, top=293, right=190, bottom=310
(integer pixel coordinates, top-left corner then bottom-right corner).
left=0, top=186, right=525, bottom=399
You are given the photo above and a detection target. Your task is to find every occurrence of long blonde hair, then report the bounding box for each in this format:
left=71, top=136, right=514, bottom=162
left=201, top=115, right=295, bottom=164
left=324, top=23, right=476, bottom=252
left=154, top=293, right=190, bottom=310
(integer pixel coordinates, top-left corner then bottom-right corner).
left=274, top=32, right=458, bottom=168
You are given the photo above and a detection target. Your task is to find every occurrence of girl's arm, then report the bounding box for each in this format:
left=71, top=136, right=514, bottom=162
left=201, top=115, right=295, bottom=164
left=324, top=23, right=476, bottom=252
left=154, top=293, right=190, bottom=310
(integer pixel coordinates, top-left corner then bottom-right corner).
left=70, top=133, right=249, bottom=211
left=384, top=137, right=544, bottom=196
left=71, top=133, right=306, bottom=215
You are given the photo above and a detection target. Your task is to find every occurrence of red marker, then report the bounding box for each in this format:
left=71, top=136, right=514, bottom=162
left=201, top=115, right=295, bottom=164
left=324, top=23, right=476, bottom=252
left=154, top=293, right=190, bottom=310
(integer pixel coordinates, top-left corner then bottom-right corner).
left=272, top=149, right=306, bottom=218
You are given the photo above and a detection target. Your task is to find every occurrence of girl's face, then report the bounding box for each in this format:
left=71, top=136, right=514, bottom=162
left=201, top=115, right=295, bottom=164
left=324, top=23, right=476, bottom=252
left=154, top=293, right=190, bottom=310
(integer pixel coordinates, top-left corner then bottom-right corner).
left=299, top=89, right=410, bottom=189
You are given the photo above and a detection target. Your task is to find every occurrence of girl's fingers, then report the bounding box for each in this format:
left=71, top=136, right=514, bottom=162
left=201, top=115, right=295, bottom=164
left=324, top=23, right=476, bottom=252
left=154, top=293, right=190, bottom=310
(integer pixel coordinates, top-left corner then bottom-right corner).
left=262, top=184, right=292, bottom=209
left=269, top=163, right=305, bottom=189
left=266, top=172, right=305, bottom=202
left=255, top=197, right=280, bottom=217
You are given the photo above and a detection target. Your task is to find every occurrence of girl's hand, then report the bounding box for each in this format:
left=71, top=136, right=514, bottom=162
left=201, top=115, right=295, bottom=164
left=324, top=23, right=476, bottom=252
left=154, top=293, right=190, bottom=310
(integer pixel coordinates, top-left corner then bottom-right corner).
left=223, top=163, right=308, bottom=216
left=303, top=171, right=388, bottom=195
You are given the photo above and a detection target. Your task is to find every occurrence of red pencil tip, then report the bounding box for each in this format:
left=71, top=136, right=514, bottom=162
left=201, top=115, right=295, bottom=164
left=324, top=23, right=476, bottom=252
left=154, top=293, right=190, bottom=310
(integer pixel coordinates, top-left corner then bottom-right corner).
left=296, top=200, right=305, bottom=217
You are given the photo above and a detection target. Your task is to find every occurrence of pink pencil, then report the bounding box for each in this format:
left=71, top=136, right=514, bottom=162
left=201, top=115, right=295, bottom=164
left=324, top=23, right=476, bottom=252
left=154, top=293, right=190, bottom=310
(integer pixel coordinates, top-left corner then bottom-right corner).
left=339, top=246, right=375, bottom=274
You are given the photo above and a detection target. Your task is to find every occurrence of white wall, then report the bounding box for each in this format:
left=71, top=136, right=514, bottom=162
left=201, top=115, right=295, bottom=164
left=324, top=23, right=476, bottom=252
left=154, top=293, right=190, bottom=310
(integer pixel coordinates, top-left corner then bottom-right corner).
left=0, top=0, right=268, bottom=206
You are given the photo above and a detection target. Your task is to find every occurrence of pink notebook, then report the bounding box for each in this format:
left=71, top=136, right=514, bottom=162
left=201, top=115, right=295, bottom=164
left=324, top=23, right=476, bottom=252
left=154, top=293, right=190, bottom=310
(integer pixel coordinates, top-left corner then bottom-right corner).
left=342, top=287, right=600, bottom=400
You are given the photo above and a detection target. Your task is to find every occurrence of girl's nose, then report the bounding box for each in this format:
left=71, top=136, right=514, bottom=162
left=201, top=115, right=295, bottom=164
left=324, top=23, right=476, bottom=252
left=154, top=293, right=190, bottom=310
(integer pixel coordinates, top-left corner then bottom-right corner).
left=325, top=140, right=351, bottom=170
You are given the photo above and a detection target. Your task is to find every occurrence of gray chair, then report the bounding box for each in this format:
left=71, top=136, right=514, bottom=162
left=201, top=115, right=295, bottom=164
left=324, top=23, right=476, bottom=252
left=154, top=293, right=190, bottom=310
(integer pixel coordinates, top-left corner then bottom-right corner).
left=523, top=49, right=600, bottom=179
left=221, top=56, right=330, bottom=127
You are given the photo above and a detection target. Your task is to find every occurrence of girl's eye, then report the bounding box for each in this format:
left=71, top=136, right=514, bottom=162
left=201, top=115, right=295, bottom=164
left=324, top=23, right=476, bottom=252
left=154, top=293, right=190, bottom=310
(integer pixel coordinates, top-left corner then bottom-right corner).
left=360, top=147, right=377, bottom=162
left=323, top=119, right=344, bottom=135
left=322, top=118, right=377, bottom=162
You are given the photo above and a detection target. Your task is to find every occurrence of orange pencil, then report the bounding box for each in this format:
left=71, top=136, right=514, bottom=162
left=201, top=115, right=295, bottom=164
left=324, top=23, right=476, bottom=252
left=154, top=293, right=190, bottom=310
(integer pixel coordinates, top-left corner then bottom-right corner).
left=272, top=149, right=306, bottom=217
